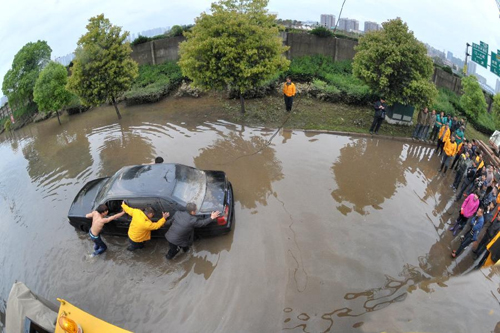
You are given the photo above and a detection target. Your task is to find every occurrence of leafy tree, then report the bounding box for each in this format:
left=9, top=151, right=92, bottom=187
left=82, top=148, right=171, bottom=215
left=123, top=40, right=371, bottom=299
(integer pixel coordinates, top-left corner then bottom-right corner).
left=353, top=18, right=437, bottom=109
left=460, top=75, right=487, bottom=120
left=179, top=0, right=290, bottom=113
left=33, top=62, right=73, bottom=125
left=67, top=14, right=138, bottom=119
left=2, top=41, right=52, bottom=109
left=492, top=93, right=500, bottom=127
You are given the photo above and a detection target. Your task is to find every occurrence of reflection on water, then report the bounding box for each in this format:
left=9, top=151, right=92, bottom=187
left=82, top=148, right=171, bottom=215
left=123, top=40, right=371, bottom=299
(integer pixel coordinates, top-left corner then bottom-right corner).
left=331, top=138, right=406, bottom=215
left=0, top=97, right=499, bottom=332
left=194, top=130, right=283, bottom=209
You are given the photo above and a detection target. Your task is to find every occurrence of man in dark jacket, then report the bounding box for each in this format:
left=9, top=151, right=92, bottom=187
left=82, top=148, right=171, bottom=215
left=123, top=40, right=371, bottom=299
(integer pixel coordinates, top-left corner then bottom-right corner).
left=369, top=98, right=387, bottom=135
left=165, top=202, right=220, bottom=260
left=474, top=213, right=500, bottom=259
left=412, top=107, right=428, bottom=140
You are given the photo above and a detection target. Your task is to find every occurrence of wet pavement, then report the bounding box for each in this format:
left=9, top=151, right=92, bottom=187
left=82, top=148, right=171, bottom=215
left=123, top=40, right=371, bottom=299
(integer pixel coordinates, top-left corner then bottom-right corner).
left=0, top=98, right=499, bottom=332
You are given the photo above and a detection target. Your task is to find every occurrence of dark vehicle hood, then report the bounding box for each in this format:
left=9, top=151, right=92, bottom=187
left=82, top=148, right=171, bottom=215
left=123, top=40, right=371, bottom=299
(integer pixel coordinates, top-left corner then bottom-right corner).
left=68, top=178, right=108, bottom=218
left=199, top=170, right=226, bottom=213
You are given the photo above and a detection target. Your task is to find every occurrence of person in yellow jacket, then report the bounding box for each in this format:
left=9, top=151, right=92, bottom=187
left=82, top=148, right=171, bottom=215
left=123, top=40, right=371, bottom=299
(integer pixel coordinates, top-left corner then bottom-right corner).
left=283, top=77, right=296, bottom=112
left=480, top=230, right=500, bottom=268
left=438, top=136, right=457, bottom=174
left=122, top=201, right=169, bottom=251
left=436, top=122, right=451, bottom=156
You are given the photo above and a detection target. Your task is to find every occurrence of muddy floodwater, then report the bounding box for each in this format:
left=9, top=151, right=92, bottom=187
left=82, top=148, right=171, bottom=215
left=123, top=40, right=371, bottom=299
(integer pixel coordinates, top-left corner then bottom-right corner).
left=1, top=98, right=499, bottom=332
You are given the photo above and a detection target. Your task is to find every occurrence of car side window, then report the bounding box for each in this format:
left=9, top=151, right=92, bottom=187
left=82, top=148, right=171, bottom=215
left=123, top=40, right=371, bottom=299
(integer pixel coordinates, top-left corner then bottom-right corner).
left=160, top=199, right=180, bottom=215
left=126, top=198, right=163, bottom=221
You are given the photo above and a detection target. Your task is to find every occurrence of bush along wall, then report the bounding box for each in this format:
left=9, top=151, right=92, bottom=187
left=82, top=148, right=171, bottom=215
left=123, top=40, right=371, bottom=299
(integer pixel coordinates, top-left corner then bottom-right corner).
left=123, top=61, right=184, bottom=106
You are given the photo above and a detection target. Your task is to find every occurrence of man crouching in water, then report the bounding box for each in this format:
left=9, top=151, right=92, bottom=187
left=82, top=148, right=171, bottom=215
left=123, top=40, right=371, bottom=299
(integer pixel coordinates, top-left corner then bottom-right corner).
left=86, top=204, right=125, bottom=256
left=165, top=202, right=220, bottom=260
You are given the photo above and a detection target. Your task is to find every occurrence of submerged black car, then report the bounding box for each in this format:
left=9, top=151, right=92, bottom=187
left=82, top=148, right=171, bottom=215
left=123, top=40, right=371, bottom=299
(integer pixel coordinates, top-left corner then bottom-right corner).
left=68, top=164, right=234, bottom=238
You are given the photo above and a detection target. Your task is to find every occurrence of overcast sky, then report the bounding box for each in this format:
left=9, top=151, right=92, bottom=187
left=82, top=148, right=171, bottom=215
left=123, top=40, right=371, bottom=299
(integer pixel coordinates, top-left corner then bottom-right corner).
left=1, top=0, right=499, bottom=94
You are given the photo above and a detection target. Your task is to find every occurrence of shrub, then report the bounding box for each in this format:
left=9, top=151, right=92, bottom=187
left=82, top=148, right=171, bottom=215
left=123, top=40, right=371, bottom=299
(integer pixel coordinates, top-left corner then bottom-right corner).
left=66, top=94, right=89, bottom=115
left=124, top=80, right=173, bottom=106
left=286, top=55, right=352, bottom=82
left=310, top=26, right=334, bottom=38
left=131, top=34, right=169, bottom=46
left=134, top=62, right=183, bottom=88
left=324, top=73, right=373, bottom=104
left=167, top=25, right=193, bottom=37
left=469, top=112, right=495, bottom=135
left=432, top=89, right=456, bottom=115
left=310, top=79, right=342, bottom=102
left=442, top=66, right=453, bottom=74
left=131, top=35, right=151, bottom=46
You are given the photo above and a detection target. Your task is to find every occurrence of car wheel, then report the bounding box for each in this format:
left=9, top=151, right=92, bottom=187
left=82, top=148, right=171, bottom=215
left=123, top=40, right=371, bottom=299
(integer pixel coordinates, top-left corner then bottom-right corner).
left=79, top=224, right=90, bottom=233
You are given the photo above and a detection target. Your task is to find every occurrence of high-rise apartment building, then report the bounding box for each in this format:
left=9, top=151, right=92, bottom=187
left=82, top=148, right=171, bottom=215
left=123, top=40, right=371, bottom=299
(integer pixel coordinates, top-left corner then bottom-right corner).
left=337, top=18, right=348, bottom=31
left=320, top=14, right=335, bottom=29
left=364, top=21, right=380, bottom=32
left=346, top=19, right=359, bottom=32
left=467, top=61, right=477, bottom=75
left=447, top=51, right=453, bottom=61
left=496, top=79, right=500, bottom=94
left=337, top=18, right=358, bottom=32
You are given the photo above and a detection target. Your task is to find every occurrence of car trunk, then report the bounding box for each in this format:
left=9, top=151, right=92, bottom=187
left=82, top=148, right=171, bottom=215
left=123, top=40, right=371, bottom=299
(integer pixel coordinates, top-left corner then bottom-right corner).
left=199, top=171, right=226, bottom=214
left=68, top=178, right=108, bottom=218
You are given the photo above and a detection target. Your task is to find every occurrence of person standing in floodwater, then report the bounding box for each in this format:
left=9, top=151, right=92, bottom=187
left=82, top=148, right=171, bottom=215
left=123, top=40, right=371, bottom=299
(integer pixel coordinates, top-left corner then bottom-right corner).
left=283, top=77, right=296, bottom=112
left=164, top=202, right=220, bottom=260
left=369, top=98, right=387, bottom=135
left=86, top=204, right=125, bottom=256
left=122, top=201, right=169, bottom=251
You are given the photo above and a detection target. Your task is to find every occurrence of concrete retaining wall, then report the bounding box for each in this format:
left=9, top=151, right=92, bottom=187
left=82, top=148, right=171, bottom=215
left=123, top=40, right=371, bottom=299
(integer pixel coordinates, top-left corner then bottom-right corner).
left=130, top=33, right=493, bottom=107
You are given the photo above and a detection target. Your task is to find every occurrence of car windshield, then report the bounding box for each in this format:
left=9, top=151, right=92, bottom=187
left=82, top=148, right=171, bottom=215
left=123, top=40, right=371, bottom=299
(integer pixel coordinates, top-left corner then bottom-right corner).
left=95, top=175, right=119, bottom=207
left=172, top=165, right=206, bottom=210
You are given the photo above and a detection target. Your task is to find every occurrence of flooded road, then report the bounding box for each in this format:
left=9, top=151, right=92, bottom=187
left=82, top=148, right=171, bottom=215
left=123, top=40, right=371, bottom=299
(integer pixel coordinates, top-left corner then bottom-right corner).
left=1, top=98, right=499, bottom=332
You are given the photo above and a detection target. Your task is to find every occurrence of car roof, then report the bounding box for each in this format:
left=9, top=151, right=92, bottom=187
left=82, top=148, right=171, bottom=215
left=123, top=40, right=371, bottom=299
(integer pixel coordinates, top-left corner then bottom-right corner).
left=102, top=163, right=205, bottom=200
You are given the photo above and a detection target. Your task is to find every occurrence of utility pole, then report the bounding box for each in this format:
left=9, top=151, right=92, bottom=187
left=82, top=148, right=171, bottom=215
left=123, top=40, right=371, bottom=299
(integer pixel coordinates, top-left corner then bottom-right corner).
left=463, top=43, right=471, bottom=75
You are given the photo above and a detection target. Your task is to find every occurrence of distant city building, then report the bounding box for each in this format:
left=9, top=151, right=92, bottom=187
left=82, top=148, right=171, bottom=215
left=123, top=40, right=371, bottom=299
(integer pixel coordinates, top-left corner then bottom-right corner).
left=346, top=19, right=359, bottom=32
left=467, top=61, right=477, bottom=75
left=0, top=95, right=7, bottom=107
left=54, top=53, right=75, bottom=67
left=447, top=51, right=453, bottom=61
left=127, top=27, right=170, bottom=42
left=364, top=21, right=380, bottom=32
left=337, top=18, right=348, bottom=31
left=320, top=14, right=335, bottom=29
left=496, top=79, right=500, bottom=94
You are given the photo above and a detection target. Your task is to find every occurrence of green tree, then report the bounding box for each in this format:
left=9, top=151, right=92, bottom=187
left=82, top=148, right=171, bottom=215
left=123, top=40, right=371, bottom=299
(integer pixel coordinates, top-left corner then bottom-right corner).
left=460, top=75, right=487, bottom=120
left=33, top=62, right=73, bottom=125
left=179, top=0, right=290, bottom=113
left=67, top=14, right=138, bottom=119
left=2, top=41, right=52, bottom=109
left=352, top=18, right=437, bottom=109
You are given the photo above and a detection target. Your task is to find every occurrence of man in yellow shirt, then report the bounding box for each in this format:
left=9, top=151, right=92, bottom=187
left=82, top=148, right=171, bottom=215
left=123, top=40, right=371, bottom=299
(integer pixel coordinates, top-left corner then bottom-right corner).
left=122, top=201, right=169, bottom=251
left=438, top=136, right=457, bottom=174
left=436, top=122, right=451, bottom=156
left=283, top=77, right=296, bottom=112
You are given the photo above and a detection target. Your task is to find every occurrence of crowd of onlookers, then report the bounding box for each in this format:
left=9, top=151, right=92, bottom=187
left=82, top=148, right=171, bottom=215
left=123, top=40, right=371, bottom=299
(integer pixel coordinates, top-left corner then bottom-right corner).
left=412, top=108, right=500, bottom=268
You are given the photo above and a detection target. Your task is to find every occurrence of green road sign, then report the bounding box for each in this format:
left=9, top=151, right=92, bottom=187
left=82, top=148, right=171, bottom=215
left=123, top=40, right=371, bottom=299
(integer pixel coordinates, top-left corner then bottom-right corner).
left=472, top=41, right=489, bottom=68
left=491, top=50, right=500, bottom=77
